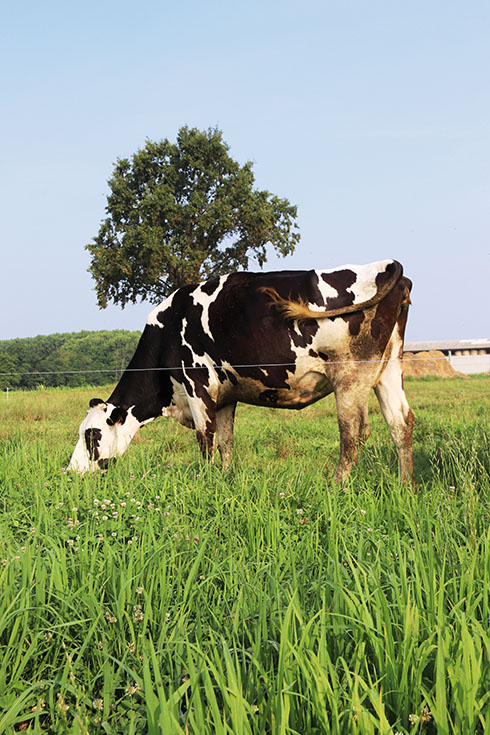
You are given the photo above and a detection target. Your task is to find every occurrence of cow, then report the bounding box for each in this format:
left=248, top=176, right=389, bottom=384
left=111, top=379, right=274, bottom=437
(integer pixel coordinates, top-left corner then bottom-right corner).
left=69, top=259, right=414, bottom=483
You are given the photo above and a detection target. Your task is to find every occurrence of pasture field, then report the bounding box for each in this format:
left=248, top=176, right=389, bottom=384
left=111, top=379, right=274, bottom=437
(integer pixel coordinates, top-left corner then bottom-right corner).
left=0, top=375, right=489, bottom=734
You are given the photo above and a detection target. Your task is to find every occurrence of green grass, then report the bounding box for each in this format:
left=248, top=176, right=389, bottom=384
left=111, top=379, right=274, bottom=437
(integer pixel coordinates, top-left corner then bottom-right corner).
left=0, top=375, right=489, bottom=733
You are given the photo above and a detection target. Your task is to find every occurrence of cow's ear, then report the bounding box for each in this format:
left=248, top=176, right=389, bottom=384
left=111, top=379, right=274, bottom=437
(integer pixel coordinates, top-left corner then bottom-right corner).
left=89, top=398, right=106, bottom=408
left=107, top=407, right=127, bottom=426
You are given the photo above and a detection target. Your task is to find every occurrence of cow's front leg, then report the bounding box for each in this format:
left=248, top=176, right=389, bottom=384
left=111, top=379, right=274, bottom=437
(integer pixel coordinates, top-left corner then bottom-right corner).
left=334, top=385, right=371, bottom=484
left=196, top=427, right=215, bottom=461
left=187, top=391, right=217, bottom=463
left=216, top=403, right=237, bottom=469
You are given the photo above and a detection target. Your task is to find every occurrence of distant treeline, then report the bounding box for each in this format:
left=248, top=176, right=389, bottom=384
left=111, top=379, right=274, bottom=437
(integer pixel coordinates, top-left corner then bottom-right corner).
left=0, top=330, right=141, bottom=390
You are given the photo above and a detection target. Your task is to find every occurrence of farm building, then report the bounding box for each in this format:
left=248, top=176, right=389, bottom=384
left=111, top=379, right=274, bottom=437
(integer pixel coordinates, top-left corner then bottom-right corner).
left=404, top=339, right=490, bottom=374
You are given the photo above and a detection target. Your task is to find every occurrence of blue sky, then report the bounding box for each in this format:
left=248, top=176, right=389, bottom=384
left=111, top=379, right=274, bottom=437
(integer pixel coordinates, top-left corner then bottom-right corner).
left=1, top=0, right=489, bottom=341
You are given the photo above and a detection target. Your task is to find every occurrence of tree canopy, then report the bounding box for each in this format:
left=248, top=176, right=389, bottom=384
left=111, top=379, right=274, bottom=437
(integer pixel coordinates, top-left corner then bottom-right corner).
left=0, top=331, right=140, bottom=390
left=0, top=352, right=20, bottom=390
left=87, top=126, right=300, bottom=308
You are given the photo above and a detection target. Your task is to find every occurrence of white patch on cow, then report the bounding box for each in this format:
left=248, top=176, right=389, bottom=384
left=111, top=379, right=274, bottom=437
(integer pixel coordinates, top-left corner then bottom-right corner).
left=165, top=378, right=195, bottom=428
left=69, top=435, right=92, bottom=474
left=374, top=326, right=411, bottom=422
left=146, top=291, right=176, bottom=328
left=281, top=315, right=352, bottom=402
left=314, top=311, right=352, bottom=349
left=113, top=406, right=149, bottom=453
left=287, top=314, right=350, bottom=365
left=191, top=276, right=229, bottom=340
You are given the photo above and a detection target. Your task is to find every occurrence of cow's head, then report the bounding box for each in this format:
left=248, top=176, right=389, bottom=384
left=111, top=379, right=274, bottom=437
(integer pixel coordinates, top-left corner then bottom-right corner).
left=68, top=398, right=136, bottom=473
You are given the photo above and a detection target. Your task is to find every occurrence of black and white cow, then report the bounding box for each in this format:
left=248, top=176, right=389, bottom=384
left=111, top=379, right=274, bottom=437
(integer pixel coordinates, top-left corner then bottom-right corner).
left=69, top=259, right=414, bottom=483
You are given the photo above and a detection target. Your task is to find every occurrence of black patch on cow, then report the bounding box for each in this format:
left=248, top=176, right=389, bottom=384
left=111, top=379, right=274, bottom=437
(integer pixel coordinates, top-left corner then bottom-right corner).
left=201, top=271, right=321, bottom=389
left=190, top=365, right=211, bottom=387
left=266, top=269, right=325, bottom=307
left=395, top=276, right=413, bottom=348
left=309, top=349, right=318, bottom=358
left=89, top=398, right=105, bottom=408
left=108, top=323, right=175, bottom=422
left=200, top=278, right=220, bottom=296
left=370, top=278, right=406, bottom=350
left=205, top=272, right=300, bottom=389
left=227, top=370, right=239, bottom=386
left=85, top=428, right=102, bottom=460
left=216, top=367, right=239, bottom=385
left=308, top=271, right=325, bottom=306
left=107, top=406, right=127, bottom=426
left=289, top=320, right=319, bottom=349
left=321, top=269, right=357, bottom=309
left=260, top=389, right=279, bottom=404
left=216, top=367, right=227, bottom=383
left=342, top=311, right=365, bottom=336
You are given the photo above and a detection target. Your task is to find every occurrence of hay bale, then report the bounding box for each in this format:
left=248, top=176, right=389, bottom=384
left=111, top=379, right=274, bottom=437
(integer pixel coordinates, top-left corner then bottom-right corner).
left=402, top=350, right=467, bottom=378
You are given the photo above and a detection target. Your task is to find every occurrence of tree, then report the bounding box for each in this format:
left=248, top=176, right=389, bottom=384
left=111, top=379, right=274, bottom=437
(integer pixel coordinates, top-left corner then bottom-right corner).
left=0, top=352, right=20, bottom=390
left=87, top=126, right=300, bottom=307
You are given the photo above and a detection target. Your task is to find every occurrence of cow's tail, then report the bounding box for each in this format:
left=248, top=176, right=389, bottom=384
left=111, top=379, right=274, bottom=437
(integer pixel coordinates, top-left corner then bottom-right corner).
left=261, top=260, right=404, bottom=322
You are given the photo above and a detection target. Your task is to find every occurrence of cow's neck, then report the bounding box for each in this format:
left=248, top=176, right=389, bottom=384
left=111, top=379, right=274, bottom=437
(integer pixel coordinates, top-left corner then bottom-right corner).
left=107, top=326, right=173, bottom=423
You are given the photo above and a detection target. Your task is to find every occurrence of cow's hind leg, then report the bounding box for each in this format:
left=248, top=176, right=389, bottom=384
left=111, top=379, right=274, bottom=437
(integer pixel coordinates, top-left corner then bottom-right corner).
left=334, top=383, right=372, bottom=484
left=216, top=403, right=236, bottom=469
left=374, top=358, right=414, bottom=483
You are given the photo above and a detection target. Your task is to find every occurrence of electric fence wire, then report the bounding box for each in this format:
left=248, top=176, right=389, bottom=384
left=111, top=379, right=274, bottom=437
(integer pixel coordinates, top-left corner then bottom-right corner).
left=0, top=354, right=467, bottom=378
